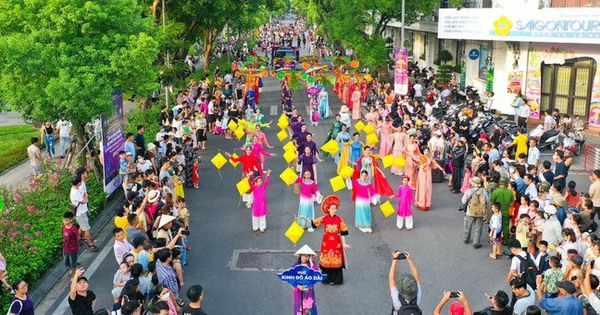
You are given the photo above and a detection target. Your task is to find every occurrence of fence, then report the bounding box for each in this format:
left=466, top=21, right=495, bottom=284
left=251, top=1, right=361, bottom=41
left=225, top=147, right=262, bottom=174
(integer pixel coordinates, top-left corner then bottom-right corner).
left=584, top=143, right=600, bottom=172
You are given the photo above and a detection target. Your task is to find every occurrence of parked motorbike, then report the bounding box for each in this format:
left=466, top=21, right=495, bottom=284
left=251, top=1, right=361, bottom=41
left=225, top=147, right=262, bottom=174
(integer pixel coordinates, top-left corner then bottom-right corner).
left=529, top=124, right=570, bottom=152
left=564, top=127, right=585, bottom=156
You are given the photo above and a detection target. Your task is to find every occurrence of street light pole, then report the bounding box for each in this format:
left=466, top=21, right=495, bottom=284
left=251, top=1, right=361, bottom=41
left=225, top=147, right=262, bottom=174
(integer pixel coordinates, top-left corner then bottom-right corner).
left=401, top=0, right=405, bottom=48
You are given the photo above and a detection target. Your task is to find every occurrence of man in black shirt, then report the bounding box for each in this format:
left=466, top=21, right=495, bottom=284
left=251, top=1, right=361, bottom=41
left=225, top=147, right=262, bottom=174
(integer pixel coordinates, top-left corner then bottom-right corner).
left=68, top=268, right=96, bottom=315
left=134, top=125, right=146, bottom=158
left=181, top=285, right=208, bottom=315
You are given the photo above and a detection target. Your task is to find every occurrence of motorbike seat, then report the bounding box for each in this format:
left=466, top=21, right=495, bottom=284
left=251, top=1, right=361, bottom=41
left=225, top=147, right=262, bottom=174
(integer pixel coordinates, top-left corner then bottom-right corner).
left=539, top=129, right=560, bottom=143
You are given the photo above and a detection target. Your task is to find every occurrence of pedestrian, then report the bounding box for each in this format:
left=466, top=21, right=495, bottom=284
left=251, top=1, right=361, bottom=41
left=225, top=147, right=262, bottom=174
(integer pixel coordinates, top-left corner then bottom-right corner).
left=433, top=291, right=472, bottom=315
left=27, top=137, right=43, bottom=177
left=491, top=177, right=514, bottom=245
left=461, top=177, right=487, bottom=248
left=134, top=125, right=146, bottom=158
left=192, top=158, right=200, bottom=189
left=155, top=249, right=183, bottom=305
left=489, top=202, right=503, bottom=259
left=62, top=211, right=79, bottom=278
left=510, top=277, right=536, bottom=314
left=351, top=170, right=378, bottom=233
left=537, top=279, right=583, bottom=313
left=389, top=251, right=422, bottom=314
left=390, top=175, right=415, bottom=231
left=295, top=170, right=320, bottom=232
left=68, top=268, right=97, bottom=315
left=299, top=195, right=350, bottom=285
left=450, top=140, right=466, bottom=194
left=113, top=227, right=134, bottom=265
left=70, top=176, right=97, bottom=252
left=57, top=116, right=72, bottom=158
left=40, top=121, right=56, bottom=158
left=553, top=150, right=568, bottom=190
left=290, top=245, right=319, bottom=315
left=181, top=285, right=207, bottom=315
left=7, top=280, right=34, bottom=315
left=249, top=170, right=271, bottom=233
left=151, top=284, right=179, bottom=314
left=475, top=290, right=511, bottom=314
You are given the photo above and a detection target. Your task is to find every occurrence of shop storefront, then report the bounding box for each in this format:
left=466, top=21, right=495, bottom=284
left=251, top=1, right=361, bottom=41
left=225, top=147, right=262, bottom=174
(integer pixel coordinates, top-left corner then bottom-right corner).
left=438, top=7, right=600, bottom=127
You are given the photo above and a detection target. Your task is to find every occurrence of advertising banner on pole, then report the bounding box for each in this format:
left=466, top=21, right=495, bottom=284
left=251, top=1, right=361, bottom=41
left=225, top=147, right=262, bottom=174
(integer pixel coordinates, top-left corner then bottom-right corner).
left=394, top=47, right=409, bottom=96
left=100, top=90, right=125, bottom=196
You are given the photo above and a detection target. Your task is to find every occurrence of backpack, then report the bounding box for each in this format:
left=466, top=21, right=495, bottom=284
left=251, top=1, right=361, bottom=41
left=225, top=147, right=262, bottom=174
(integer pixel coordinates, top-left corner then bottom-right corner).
left=7, top=299, right=23, bottom=315
left=516, top=254, right=538, bottom=290
left=391, top=295, right=422, bottom=315
left=468, top=189, right=487, bottom=217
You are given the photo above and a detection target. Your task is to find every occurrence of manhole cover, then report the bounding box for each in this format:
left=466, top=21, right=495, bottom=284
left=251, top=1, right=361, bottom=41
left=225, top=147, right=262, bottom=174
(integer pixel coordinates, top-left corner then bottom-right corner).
left=230, top=249, right=318, bottom=271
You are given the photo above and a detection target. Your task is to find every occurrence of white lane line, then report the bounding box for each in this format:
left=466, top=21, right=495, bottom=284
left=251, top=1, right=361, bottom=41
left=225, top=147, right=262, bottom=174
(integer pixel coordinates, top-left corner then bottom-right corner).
left=55, top=239, right=115, bottom=315
left=270, top=105, right=278, bottom=116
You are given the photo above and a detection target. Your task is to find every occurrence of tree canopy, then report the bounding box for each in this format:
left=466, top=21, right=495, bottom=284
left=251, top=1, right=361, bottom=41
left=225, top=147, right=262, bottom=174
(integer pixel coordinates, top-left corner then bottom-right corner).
left=0, top=0, right=160, bottom=126
left=293, top=0, right=463, bottom=69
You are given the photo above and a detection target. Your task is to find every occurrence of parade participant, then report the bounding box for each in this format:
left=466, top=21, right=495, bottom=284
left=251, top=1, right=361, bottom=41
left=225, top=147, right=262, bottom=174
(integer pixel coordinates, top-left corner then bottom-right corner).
left=290, top=245, right=319, bottom=315
left=352, top=170, right=379, bottom=233
left=348, top=132, right=364, bottom=165
left=415, top=148, right=445, bottom=211
left=295, top=171, right=320, bottom=232
left=282, top=84, right=293, bottom=117
left=298, top=146, right=318, bottom=183
left=378, top=116, right=394, bottom=157
left=297, top=133, right=322, bottom=162
left=391, top=127, right=407, bottom=176
left=249, top=170, right=271, bottom=233
left=352, top=146, right=394, bottom=196
left=335, top=125, right=352, bottom=170
left=339, top=105, right=352, bottom=129
left=351, top=85, right=362, bottom=120
left=390, top=175, right=415, bottom=230
left=251, top=135, right=276, bottom=165
left=300, top=195, right=350, bottom=285
left=404, top=135, right=421, bottom=189
left=318, top=86, right=330, bottom=119
left=325, top=114, right=344, bottom=150
left=252, top=124, right=274, bottom=149
left=309, top=95, right=319, bottom=126
left=225, top=145, right=263, bottom=177
left=364, top=106, right=379, bottom=127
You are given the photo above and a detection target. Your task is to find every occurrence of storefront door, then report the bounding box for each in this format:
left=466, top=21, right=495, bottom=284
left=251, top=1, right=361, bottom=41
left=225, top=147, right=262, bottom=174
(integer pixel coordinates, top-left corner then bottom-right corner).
left=540, top=57, right=596, bottom=118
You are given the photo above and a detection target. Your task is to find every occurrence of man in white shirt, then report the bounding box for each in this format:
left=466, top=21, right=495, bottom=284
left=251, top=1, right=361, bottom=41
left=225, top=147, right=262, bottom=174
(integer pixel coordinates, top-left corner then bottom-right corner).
left=413, top=82, right=423, bottom=100
left=113, top=227, right=133, bottom=264
left=541, top=205, right=563, bottom=253
left=70, top=176, right=97, bottom=251
left=523, top=174, right=538, bottom=200
left=544, top=110, right=556, bottom=131
left=517, top=103, right=530, bottom=129
left=527, top=139, right=540, bottom=169
left=56, top=117, right=72, bottom=158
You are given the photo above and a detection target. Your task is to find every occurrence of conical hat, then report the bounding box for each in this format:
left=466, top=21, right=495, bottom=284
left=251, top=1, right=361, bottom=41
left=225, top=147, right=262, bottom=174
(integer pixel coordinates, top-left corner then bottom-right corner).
left=294, top=244, right=316, bottom=257
left=158, top=215, right=176, bottom=229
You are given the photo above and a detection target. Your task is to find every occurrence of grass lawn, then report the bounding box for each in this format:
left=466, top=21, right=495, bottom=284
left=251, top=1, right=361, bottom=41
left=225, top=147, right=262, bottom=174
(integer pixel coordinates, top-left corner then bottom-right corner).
left=0, top=124, right=43, bottom=173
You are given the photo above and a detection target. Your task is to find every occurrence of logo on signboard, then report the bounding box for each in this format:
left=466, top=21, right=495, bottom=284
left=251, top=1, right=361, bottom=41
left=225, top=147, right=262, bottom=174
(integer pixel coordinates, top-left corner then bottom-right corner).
left=468, top=49, right=480, bottom=60
left=494, top=16, right=513, bottom=36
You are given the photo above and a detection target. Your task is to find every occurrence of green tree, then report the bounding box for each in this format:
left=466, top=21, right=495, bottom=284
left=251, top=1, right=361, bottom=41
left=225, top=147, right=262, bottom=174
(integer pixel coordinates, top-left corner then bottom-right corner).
left=0, top=0, right=160, bottom=162
left=293, top=0, right=463, bottom=69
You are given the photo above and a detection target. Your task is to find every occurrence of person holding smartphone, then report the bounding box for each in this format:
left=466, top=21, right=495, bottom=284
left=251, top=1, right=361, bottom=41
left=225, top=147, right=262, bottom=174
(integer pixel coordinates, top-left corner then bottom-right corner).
left=389, top=251, right=422, bottom=314
left=433, top=291, right=472, bottom=315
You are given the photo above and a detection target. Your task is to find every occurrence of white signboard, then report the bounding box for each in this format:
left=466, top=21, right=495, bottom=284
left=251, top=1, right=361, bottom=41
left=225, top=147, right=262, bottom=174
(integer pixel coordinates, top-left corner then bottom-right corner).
left=438, top=8, right=600, bottom=44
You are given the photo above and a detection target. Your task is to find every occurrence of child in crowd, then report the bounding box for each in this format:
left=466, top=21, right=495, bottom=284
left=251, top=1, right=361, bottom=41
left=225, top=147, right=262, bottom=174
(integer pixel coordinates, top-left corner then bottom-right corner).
left=535, top=240, right=550, bottom=274
left=489, top=202, right=502, bottom=259
left=539, top=256, right=563, bottom=298
left=192, top=158, right=200, bottom=189
left=515, top=213, right=530, bottom=251
left=62, top=211, right=79, bottom=278
left=564, top=180, right=580, bottom=208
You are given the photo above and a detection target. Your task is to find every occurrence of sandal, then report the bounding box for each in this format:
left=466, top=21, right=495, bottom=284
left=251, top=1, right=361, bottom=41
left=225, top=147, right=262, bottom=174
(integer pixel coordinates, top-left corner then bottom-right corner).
left=87, top=243, right=98, bottom=252
left=489, top=253, right=497, bottom=259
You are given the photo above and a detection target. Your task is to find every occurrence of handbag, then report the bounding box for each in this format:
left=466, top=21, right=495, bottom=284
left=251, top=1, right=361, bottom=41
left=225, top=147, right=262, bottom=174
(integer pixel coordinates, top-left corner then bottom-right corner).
left=68, top=202, right=80, bottom=214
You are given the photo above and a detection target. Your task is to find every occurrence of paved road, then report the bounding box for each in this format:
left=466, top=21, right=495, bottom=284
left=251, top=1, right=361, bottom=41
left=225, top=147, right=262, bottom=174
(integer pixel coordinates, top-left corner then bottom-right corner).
left=35, top=22, right=599, bottom=315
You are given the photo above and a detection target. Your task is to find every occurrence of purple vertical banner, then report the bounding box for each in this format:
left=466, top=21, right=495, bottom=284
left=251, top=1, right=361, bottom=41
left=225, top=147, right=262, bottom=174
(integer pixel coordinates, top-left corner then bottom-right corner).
left=394, top=47, right=409, bottom=96
left=101, top=90, right=125, bottom=196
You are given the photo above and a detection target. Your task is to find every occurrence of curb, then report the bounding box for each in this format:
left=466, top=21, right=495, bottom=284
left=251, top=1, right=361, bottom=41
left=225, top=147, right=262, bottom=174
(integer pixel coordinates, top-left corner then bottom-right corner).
left=29, top=192, right=124, bottom=308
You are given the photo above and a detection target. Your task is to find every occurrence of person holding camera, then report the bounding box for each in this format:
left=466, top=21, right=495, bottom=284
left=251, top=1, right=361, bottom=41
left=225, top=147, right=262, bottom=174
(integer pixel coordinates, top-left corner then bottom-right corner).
left=433, top=291, right=472, bottom=315
left=462, top=177, right=488, bottom=249
left=389, top=251, right=422, bottom=314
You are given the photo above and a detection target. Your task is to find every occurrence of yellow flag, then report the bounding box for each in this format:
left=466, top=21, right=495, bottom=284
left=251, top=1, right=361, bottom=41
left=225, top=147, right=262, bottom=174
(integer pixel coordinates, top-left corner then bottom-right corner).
left=227, top=120, right=238, bottom=131
left=277, top=119, right=289, bottom=129
left=320, top=139, right=339, bottom=154
left=238, top=119, right=248, bottom=128
left=277, top=129, right=288, bottom=142
left=381, top=154, right=394, bottom=168
left=282, top=141, right=296, bottom=152
left=339, top=165, right=355, bottom=179
left=284, top=221, right=305, bottom=244
left=211, top=153, right=228, bottom=169
left=279, top=167, right=298, bottom=186
left=363, top=124, right=376, bottom=135
left=278, top=113, right=288, bottom=123
left=236, top=178, right=251, bottom=195
left=283, top=150, right=297, bottom=163
left=380, top=200, right=395, bottom=218
left=394, top=156, right=406, bottom=168
left=234, top=127, right=245, bottom=139
left=366, top=133, right=378, bottom=145
left=329, top=175, right=346, bottom=192
left=354, top=120, right=365, bottom=132
left=229, top=153, right=240, bottom=167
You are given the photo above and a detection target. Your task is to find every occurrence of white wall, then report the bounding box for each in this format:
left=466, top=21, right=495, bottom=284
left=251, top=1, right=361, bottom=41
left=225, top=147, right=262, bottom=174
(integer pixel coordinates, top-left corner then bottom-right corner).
left=492, top=0, right=541, bottom=10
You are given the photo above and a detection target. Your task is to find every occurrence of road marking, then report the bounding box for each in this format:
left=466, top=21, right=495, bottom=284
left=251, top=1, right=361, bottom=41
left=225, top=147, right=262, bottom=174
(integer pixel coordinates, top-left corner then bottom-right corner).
left=54, top=238, right=115, bottom=315
left=270, top=105, right=278, bottom=116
